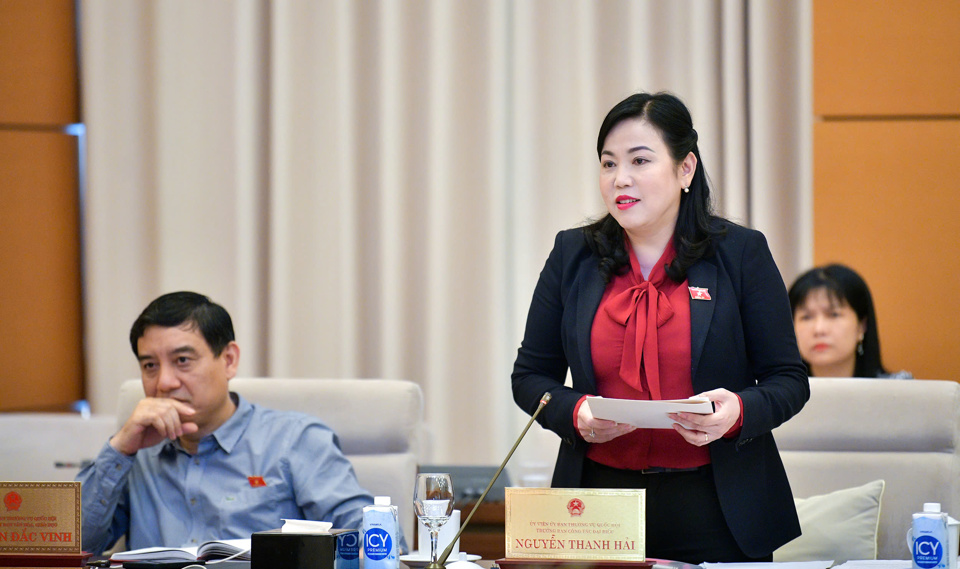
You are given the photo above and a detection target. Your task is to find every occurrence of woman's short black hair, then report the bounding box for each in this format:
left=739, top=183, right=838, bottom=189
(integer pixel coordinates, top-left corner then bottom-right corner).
left=129, top=291, right=235, bottom=357
left=788, top=264, right=888, bottom=377
left=583, top=91, right=725, bottom=283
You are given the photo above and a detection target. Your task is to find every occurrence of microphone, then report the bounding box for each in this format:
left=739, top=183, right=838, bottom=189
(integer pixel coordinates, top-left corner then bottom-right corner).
left=427, top=392, right=552, bottom=569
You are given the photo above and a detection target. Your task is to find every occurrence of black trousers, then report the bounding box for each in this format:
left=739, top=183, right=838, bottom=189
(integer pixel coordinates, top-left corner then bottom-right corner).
left=581, top=459, right=772, bottom=564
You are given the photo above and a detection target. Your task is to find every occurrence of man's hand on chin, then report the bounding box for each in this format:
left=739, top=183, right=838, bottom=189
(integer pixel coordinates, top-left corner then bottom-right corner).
left=110, top=397, right=198, bottom=455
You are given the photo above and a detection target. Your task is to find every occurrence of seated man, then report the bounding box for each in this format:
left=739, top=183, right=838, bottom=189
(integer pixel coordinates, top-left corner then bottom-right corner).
left=78, top=291, right=380, bottom=554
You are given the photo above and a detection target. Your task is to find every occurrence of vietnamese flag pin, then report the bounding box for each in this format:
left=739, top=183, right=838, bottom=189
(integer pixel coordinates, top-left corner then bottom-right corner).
left=688, top=286, right=711, bottom=300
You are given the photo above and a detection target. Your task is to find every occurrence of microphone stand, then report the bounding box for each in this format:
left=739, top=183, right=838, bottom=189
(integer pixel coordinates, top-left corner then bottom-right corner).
left=427, top=392, right=552, bottom=569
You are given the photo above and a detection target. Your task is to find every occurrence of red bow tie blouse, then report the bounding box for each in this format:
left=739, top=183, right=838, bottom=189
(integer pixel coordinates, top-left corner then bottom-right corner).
left=583, top=238, right=709, bottom=470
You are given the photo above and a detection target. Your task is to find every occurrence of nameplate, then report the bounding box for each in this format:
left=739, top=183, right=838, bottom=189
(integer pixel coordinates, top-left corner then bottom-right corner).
left=0, top=482, right=81, bottom=554
left=505, top=487, right=644, bottom=561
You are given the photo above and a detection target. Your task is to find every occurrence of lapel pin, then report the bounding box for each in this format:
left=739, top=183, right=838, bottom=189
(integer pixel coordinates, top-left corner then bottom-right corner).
left=688, top=286, right=711, bottom=301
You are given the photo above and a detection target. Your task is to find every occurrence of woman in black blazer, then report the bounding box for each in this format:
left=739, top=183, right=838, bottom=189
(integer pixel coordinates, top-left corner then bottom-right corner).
left=512, top=93, right=809, bottom=563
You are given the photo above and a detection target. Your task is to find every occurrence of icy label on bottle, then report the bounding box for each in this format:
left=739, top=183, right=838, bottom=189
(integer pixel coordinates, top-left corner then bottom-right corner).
left=915, top=536, right=945, bottom=568
left=338, top=530, right=360, bottom=561
left=364, top=528, right=393, bottom=561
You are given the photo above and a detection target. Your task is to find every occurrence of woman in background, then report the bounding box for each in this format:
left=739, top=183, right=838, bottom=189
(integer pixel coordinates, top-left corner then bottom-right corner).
left=788, top=263, right=912, bottom=379
left=512, top=92, right=809, bottom=563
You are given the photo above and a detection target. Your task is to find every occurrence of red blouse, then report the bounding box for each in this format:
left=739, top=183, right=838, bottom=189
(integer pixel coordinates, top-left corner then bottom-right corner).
left=583, top=238, right=710, bottom=470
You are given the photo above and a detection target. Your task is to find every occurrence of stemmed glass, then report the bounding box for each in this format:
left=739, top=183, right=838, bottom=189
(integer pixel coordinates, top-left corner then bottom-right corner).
left=413, top=472, right=454, bottom=566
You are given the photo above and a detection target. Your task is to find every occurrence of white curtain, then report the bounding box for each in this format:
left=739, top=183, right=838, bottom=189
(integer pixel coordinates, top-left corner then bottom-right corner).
left=81, top=0, right=811, bottom=469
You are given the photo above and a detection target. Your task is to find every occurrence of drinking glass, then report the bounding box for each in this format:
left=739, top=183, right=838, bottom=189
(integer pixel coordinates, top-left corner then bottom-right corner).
left=413, top=472, right=454, bottom=564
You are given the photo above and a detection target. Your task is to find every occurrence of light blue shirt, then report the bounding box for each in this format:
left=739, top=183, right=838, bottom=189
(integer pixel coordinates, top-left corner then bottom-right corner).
left=78, top=393, right=383, bottom=554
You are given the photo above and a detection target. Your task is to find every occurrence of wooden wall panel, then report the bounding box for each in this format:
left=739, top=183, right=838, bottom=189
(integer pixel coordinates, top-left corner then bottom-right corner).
left=0, top=0, right=79, bottom=124
left=814, top=0, right=960, bottom=117
left=813, top=121, right=960, bottom=380
left=0, top=131, right=83, bottom=411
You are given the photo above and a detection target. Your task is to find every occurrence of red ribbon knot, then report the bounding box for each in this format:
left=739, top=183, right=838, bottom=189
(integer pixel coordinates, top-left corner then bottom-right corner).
left=603, top=280, right=675, bottom=398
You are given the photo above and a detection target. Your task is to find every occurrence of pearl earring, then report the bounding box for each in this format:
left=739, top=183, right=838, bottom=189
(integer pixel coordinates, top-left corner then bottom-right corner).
left=683, top=187, right=690, bottom=194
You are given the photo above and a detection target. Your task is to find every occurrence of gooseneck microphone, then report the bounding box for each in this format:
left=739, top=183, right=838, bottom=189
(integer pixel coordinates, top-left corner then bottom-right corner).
left=426, top=392, right=552, bottom=569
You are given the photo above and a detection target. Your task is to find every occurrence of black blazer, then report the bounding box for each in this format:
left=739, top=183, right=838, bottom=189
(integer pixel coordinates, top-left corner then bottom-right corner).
left=511, top=222, right=809, bottom=558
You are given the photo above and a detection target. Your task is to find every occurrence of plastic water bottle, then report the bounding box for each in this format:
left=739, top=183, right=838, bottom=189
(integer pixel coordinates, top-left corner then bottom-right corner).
left=363, top=496, right=399, bottom=569
left=911, top=503, right=950, bottom=569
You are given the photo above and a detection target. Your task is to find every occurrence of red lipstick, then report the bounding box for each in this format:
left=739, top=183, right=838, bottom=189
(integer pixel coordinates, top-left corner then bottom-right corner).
left=616, top=195, right=639, bottom=210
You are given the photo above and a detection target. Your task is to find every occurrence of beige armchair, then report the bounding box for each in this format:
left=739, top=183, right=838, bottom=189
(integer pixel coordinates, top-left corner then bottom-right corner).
left=116, top=377, right=423, bottom=542
left=774, top=377, right=960, bottom=560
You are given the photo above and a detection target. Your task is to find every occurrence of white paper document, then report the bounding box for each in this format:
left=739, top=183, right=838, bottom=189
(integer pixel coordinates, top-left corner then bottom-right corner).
left=831, top=561, right=911, bottom=569
left=585, top=396, right=714, bottom=429
left=701, top=562, right=833, bottom=569
left=282, top=518, right=333, bottom=533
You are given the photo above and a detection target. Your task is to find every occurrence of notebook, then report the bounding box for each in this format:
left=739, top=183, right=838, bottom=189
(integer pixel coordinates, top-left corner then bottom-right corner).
left=110, top=538, right=252, bottom=563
